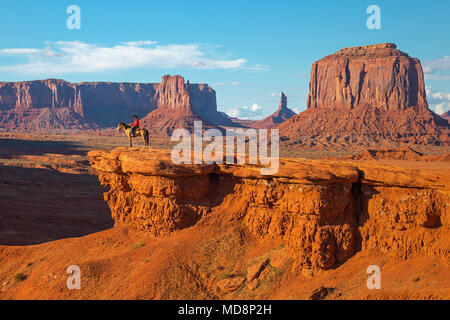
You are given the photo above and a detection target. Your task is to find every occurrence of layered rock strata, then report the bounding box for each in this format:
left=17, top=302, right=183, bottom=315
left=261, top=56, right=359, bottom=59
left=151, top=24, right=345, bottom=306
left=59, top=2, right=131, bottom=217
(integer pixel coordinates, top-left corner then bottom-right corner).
left=89, top=148, right=450, bottom=270
left=0, top=75, right=227, bottom=130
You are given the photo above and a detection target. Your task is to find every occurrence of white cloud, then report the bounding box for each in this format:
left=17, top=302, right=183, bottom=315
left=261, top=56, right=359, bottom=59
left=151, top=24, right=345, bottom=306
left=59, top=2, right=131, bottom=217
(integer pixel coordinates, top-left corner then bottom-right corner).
left=435, top=103, right=448, bottom=115
left=0, top=48, right=41, bottom=54
left=231, top=81, right=240, bottom=86
left=227, top=108, right=241, bottom=118
left=246, top=64, right=270, bottom=72
left=249, top=103, right=262, bottom=112
left=430, top=91, right=450, bottom=101
left=0, top=40, right=265, bottom=75
left=423, top=56, right=450, bottom=80
left=122, top=40, right=157, bottom=46
left=227, top=103, right=264, bottom=120
left=426, top=87, right=450, bottom=115
left=424, top=74, right=450, bottom=80
left=423, top=56, right=450, bottom=74
left=426, top=87, right=450, bottom=103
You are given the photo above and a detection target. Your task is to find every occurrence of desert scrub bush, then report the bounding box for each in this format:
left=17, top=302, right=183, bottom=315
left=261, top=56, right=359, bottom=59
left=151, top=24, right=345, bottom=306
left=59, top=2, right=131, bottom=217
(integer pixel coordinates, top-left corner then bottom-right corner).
left=13, top=273, right=27, bottom=282
left=131, top=241, right=146, bottom=250
left=217, top=271, right=240, bottom=280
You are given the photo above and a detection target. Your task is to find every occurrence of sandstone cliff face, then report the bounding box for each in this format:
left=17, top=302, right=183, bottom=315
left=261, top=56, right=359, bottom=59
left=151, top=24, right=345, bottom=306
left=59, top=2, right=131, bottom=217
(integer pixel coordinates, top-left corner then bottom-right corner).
left=279, top=44, right=450, bottom=145
left=155, top=75, right=190, bottom=110
left=89, top=148, right=449, bottom=271
left=307, top=43, right=428, bottom=111
left=251, top=92, right=296, bottom=129
left=0, top=75, right=222, bottom=130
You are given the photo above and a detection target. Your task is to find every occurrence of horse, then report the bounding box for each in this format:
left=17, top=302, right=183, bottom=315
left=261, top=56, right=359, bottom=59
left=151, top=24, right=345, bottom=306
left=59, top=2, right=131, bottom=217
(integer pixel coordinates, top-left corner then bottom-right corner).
left=117, top=122, right=149, bottom=148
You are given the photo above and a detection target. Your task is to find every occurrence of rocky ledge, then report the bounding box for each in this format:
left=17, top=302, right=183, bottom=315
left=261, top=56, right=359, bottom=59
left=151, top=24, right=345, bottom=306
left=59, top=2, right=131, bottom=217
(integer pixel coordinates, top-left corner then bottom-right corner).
left=89, top=148, right=449, bottom=270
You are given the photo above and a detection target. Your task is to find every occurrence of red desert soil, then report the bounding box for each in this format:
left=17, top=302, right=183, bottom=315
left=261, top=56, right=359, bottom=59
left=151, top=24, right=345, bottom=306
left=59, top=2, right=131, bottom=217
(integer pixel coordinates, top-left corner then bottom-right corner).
left=0, top=135, right=448, bottom=300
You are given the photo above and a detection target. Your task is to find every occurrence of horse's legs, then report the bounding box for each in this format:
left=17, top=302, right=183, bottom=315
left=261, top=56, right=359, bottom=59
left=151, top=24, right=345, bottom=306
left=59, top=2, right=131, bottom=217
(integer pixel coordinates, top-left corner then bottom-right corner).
left=129, top=136, right=132, bottom=148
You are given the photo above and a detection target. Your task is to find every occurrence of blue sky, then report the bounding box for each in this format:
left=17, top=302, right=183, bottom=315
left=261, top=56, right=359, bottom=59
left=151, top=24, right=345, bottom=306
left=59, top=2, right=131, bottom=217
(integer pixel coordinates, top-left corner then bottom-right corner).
left=0, top=0, right=449, bottom=118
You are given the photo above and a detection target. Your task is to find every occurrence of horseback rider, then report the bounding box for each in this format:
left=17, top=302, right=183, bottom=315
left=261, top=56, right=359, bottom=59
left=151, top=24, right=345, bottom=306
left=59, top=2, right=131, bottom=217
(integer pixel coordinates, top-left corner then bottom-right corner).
left=130, top=115, right=140, bottom=136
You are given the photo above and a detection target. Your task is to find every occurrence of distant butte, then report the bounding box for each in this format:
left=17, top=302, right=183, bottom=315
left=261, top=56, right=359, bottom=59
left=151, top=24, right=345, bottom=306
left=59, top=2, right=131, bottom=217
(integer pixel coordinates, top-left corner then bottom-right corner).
left=441, top=111, right=450, bottom=124
left=251, top=92, right=296, bottom=129
left=0, top=75, right=233, bottom=133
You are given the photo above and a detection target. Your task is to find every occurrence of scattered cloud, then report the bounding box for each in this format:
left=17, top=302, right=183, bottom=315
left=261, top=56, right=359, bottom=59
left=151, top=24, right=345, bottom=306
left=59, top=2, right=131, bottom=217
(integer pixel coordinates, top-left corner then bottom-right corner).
left=249, top=103, right=262, bottom=112
left=426, top=87, right=450, bottom=103
left=423, top=56, right=450, bottom=80
left=122, top=40, right=158, bottom=46
left=429, top=91, right=450, bottom=102
left=213, top=81, right=241, bottom=87
left=426, top=86, right=450, bottom=114
left=423, top=56, right=450, bottom=74
left=435, top=102, right=449, bottom=115
left=227, top=103, right=264, bottom=120
left=424, top=74, right=450, bottom=80
left=0, top=40, right=267, bottom=75
left=0, top=48, right=41, bottom=54
left=245, top=64, right=270, bottom=72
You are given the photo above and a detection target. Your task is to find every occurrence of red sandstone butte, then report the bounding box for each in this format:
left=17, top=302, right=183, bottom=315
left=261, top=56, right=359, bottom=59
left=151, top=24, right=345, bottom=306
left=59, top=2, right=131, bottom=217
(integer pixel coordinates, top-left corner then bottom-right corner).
left=307, top=43, right=428, bottom=111
left=140, top=75, right=228, bottom=135
left=278, top=43, right=450, bottom=145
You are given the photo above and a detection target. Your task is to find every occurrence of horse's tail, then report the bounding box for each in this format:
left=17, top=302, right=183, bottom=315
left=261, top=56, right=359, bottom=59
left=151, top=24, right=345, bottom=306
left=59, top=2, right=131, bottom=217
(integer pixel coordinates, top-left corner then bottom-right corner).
left=144, top=130, right=149, bottom=148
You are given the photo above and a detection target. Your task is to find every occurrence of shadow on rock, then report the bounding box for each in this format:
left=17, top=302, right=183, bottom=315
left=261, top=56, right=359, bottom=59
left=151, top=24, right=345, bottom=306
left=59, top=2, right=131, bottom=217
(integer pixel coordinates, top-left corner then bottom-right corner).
left=0, top=165, right=113, bottom=246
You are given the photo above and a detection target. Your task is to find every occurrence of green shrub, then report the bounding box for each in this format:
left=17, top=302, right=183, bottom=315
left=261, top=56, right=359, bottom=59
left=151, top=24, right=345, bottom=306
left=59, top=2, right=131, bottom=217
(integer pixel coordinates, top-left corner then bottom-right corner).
left=13, top=273, right=27, bottom=282
left=131, top=241, right=146, bottom=250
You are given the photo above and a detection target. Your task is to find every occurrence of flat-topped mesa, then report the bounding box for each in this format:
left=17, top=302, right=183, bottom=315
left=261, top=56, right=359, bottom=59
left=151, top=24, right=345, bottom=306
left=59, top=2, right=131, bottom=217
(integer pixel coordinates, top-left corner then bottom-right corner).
left=89, top=148, right=449, bottom=271
left=154, top=75, right=221, bottom=124
left=307, top=43, right=428, bottom=111
left=0, top=75, right=221, bottom=130
left=334, top=43, right=401, bottom=56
